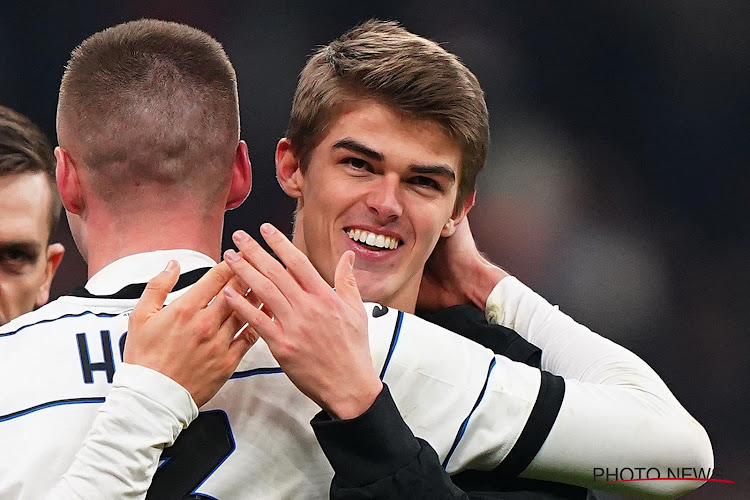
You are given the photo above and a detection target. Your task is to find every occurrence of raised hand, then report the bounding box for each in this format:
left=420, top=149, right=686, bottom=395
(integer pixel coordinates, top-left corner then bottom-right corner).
left=418, top=217, right=509, bottom=312
left=124, top=261, right=256, bottom=407
left=222, top=223, right=383, bottom=420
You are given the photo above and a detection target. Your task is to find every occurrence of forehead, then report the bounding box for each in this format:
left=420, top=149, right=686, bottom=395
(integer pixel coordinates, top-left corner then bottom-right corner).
left=315, top=100, right=462, bottom=169
left=0, top=172, right=52, bottom=244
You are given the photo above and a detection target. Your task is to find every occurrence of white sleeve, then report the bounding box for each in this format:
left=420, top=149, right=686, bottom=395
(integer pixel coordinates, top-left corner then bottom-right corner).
left=45, top=363, right=198, bottom=500
left=485, top=277, right=714, bottom=498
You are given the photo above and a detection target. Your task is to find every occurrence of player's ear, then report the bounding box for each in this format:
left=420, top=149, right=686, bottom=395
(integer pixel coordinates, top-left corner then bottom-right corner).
left=35, top=243, right=65, bottom=308
left=55, top=147, right=84, bottom=215
left=226, top=140, right=252, bottom=209
left=276, top=138, right=304, bottom=199
left=441, top=190, right=475, bottom=237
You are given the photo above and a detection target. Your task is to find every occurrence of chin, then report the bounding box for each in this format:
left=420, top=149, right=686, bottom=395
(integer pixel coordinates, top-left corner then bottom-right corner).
left=357, top=282, right=388, bottom=305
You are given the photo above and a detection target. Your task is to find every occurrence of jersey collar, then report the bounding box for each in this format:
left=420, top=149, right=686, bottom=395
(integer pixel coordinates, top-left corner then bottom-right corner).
left=71, top=249, right=216, bottom=299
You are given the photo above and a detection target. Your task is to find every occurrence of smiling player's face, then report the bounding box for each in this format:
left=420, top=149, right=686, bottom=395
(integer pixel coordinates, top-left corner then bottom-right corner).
left=277, top=100, right=469, bottom=312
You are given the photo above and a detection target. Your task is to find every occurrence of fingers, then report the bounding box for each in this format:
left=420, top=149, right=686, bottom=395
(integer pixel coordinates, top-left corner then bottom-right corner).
left=179, top=261, right=234, bottom=310
left=227, top=326, right=256, bottom=367
left=231, top=230, right=301, bottom=295
left=256, top=223, right=332, bottom=294
left=203, top=276, right=245, bottom=325
left=223, top=285, right=280, bottom=343
left=133, top=260, right=180, bottom=320
left=216, top=304, right=248, bottom=342
left=333, top=251, right=363, bottom=311
left=223, top=248, right=293, bottom=318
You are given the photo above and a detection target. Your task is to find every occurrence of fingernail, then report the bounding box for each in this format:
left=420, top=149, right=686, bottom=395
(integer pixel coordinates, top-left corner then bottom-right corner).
left=260, top=223, right=275, bottom=236
left=224, top=286, right=238, bottom=298
left=233, top=230, right=250, bottom=242
left=224, top=248, right=240, bottom=262
left=165, top=260, right=177, bottom=272
left=224, top=249, right=239, bottom=262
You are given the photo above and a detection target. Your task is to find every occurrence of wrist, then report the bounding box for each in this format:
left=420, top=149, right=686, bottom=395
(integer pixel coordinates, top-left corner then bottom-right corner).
left=325, top=379, right=384, bottom=420
left=470, top=256, right=509, bottom=310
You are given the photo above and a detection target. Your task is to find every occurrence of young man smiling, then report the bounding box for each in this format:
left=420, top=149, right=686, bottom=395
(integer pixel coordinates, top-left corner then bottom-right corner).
left=276, top=99, right=470, bottom=313
left=218, top=20, right=712, bottom=498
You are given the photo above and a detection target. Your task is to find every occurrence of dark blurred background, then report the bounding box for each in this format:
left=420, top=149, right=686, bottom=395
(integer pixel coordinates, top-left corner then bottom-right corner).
left=2, top=1, right=747, bottom=497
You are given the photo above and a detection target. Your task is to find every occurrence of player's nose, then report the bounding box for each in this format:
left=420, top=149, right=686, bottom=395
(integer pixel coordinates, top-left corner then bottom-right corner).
left=365, top=175, right=403, bottom=222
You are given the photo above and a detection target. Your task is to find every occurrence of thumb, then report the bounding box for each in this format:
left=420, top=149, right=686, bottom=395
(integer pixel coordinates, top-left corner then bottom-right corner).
left=333, top=251, right=362, bottom=310
left=133, top=260, right=181, bottom=319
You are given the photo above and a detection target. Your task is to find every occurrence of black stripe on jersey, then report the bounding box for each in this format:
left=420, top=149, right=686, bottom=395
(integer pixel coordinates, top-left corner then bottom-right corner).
left=442, top=357, right=497, bottom=469
left=493, top=371, right=565, bottom=478
left=229, top=367, right=284, bottom=379
left=450, top=372, right=570, bottom=495
left=0, top=397, right=106, bottom=423
left=378, top=310, right=404, bottom=380
left=0, top=311, right=119, bottom=338
left=69, top=267, right=212, bottom=300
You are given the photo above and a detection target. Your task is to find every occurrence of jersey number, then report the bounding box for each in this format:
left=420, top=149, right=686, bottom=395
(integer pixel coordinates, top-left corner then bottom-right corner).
left=147, top=410, right=234, bottom=499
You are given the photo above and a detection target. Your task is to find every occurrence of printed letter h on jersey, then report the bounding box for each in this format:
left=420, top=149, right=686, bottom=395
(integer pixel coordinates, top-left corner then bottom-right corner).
left=76, top=330, right=116, bottom=383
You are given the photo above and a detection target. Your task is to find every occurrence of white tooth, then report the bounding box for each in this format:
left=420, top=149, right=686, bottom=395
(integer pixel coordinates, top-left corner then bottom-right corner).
left=348, top=229, right=354, bottom=238
left=358, top=231, right=368, bottom=243
left=353, top=229, right=360, bottom=240
left=383, top=236, right=392, bottom=249
left=366, top=232, right=376, bottom=246
left=375, top=234, right=385, bottom=248
left=391, top=238, right=398, bottom=249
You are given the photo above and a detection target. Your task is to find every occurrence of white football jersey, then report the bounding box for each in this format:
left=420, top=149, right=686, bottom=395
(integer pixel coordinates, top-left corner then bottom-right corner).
left=0, top=249, right=710, bottom=499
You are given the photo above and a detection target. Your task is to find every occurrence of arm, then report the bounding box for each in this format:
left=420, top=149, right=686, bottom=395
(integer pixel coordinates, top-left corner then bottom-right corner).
left=224, top=224, right=712, bottom=499
left=313, top=385, right=469, bottom=500
left=45, top=364, right=197, bottom=500
left=47, top=262, right=254, bottom=499
left=486, top=277, right=714, bottom=492
left=422, top=218, right=714, bottom=496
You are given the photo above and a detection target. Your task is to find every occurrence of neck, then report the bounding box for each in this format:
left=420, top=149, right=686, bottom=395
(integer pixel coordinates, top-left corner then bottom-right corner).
left=80, top=204, right=224, bottom=278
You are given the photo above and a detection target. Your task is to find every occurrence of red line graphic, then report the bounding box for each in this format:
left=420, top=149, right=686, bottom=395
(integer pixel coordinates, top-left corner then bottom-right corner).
left=604, top=478, right=735, bottom=484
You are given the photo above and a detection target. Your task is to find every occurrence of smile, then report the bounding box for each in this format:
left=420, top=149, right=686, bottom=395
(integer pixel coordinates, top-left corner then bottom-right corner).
left=346, top=228, right=400, bottom=250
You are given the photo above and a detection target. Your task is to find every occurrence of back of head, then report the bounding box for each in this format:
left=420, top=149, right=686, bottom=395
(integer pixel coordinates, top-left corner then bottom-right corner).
left=288, top=19, right=489, bottom=210
left=57, top=19, right=239, bottom=208
left=0, top=105, right=60, bottom=241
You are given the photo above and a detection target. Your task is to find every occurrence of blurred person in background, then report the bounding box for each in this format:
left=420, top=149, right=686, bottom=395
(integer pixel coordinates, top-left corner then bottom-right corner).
left=0, top=105, right=64, bottom=326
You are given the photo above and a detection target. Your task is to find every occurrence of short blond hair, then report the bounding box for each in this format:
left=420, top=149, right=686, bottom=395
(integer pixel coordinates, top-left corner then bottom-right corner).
left=287, top=20, right=489, bottom=211
left=57, top=19, right=239, bottom=205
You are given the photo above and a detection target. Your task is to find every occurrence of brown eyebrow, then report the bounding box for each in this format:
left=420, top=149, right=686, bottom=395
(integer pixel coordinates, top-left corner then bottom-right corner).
left=332, top=139, right=383, bottom=162
left=409, top=164, right=456, bottom=181
left=333, top=138, right=457, bottom=182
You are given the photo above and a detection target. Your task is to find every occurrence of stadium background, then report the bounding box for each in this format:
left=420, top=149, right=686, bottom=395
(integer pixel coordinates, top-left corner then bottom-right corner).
left=2, top=2, right=747, bottom=497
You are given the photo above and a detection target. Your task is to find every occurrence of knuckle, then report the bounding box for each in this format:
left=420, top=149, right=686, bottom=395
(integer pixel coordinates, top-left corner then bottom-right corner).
left=274, top=338, right=297, bottom=361
left=145, top=276, right=165, bottom=291
left=171, top=303, right=190, bottom=322
left=193, top=316, right=214, bottom=340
